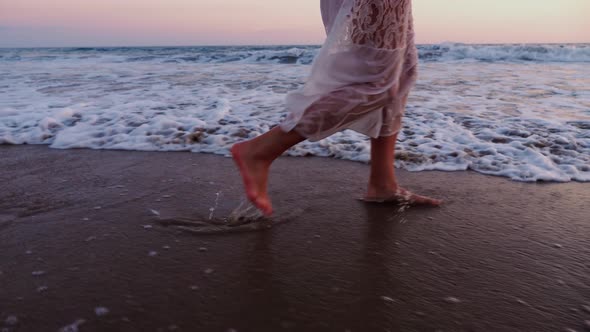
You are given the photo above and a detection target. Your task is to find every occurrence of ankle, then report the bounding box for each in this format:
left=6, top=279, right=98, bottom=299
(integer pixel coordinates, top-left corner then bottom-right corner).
left=367, top=180, right=398, bottom=191
left=238, top=141, right=274, bottom=165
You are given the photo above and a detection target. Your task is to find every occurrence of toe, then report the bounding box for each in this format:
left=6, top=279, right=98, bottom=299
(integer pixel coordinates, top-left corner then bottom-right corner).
left=409, top=193, right=443, bottom=206
left=263, top=206, right=273, bottom=216
left=254, top=197, right=273, bottom=216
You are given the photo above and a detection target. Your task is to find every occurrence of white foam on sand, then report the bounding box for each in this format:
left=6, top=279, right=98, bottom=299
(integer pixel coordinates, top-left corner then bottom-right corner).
left=0, top=57, right=588, bottom=182
left=58, top=319, right=86, bottom=332
left=94, top=307, right=109, bottom=316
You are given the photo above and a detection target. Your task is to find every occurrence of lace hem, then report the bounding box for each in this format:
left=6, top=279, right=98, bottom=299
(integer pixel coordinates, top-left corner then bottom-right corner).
left=280, top=0, right=418, bottom=141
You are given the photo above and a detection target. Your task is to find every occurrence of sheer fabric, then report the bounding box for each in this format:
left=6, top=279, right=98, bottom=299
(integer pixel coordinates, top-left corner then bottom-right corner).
left=280, top=0, right=418, bottom=141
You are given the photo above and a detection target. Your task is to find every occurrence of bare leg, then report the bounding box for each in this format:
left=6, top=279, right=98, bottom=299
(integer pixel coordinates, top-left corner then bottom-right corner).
left=231, top=126, right=306, bottom=216
left=365, top=134, right=442, bottom=206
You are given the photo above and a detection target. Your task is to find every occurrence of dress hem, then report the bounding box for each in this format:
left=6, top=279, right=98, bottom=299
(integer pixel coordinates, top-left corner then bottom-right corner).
left=279, top=121, right=401, bottom=143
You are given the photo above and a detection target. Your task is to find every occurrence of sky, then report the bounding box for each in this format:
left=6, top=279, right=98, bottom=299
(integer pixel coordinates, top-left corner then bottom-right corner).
left=0, top=0, right=588, bottom=47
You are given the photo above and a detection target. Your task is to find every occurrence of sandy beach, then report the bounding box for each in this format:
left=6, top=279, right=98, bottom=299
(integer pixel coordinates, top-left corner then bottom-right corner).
left=0, top=145, right=589, bottom=332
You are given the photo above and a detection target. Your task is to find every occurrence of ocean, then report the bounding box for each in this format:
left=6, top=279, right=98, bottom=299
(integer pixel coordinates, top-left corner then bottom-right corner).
left=0, top=44, right=589, bottom=182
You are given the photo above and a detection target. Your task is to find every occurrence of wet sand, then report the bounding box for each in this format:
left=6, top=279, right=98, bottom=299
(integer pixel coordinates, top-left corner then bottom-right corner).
left=0, top=145, right=589, bottom=332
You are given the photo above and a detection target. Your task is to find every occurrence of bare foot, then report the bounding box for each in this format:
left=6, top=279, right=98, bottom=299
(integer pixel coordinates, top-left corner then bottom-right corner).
left=231, top=142, right=273, bottom=216
left=362, top=186, right=442, bottom=207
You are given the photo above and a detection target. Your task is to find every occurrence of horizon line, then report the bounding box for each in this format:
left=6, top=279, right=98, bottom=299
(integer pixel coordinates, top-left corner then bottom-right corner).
left=1, top=41, right=589, bottom=50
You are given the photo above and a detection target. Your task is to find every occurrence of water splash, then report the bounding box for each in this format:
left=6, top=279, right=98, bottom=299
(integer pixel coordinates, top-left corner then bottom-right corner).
left=154, top=198, right=302, bottom=235
left=226, top=199, right=265, bottom=226
left=208, top=191, right=222, bottom=220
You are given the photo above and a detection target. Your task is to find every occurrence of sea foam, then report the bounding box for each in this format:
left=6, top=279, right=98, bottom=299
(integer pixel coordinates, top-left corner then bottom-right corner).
left=1, top=45, right=589, bottom=182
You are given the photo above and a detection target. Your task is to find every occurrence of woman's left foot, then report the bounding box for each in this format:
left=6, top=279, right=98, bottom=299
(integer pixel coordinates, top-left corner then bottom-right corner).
left=231, top=142, right=274, bottom=216
left=362, top=186, right=442, bottom=206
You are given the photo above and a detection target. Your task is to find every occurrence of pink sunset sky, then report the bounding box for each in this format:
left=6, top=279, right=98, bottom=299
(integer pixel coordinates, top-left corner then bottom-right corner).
left=0, top=0, right=588, bottom=47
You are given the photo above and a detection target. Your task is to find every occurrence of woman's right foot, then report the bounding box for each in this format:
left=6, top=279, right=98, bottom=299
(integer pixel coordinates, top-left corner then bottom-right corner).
left=363, top=185, right=442, bottom=207
left=231, top=142, right=273, bottom=216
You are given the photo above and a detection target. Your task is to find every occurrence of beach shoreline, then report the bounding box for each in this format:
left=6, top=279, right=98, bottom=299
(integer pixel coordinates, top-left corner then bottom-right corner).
left=1, top=145, right=589, bottom=331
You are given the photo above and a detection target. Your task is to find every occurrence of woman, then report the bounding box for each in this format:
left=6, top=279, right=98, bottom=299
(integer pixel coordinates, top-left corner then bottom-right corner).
left=232, top=0, right=442, bottom=216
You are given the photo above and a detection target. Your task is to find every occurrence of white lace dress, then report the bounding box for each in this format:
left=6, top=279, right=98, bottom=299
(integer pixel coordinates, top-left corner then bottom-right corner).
left=280, top=0, right=418, bottom=141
